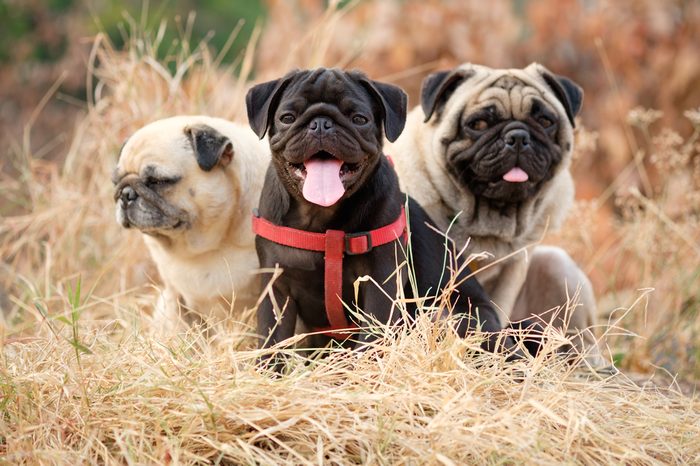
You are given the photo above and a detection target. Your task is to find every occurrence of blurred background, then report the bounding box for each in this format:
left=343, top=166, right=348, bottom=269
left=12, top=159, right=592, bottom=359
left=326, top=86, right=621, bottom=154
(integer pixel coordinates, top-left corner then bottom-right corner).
left=1, top=0, right=699, bottom=385
left=3, top=0, right=699, bottom=183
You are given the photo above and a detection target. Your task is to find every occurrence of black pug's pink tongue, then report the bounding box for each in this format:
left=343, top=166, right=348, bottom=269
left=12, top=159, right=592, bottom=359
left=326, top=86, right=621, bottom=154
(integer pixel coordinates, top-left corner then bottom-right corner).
left=503, top=167, right=529, bottom=183
left=302, top=157, right=345, bottom=206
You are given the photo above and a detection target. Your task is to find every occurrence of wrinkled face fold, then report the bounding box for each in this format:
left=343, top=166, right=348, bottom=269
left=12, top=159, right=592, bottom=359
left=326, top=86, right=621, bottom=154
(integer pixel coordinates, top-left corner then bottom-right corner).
left=445, top=77, right=565, bottom=205
left=113, top=165, right=189, bottom=234
left=268, top=70, right=385, bottom=206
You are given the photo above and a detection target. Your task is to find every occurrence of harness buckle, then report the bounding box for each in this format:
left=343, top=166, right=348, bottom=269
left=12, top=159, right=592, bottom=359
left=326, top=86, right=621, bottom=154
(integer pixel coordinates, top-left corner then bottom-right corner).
left=345, top=231, right=373, bottom=255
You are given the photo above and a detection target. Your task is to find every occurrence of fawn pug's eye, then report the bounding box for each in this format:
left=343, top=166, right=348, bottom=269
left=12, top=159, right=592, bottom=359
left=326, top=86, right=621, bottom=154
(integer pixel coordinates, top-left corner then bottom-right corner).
left=468, top=119, right=489, bottom=131
left=537, top=116, right=554, bottom=128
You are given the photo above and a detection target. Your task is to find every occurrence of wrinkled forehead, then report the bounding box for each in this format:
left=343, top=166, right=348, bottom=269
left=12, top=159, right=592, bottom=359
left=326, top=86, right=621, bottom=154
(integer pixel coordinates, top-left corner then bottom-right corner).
left=466, top=71, right=555, bottom=120
left=281, top=70, right=373, bottom=112
left=116, top=127, right=189, bottom=175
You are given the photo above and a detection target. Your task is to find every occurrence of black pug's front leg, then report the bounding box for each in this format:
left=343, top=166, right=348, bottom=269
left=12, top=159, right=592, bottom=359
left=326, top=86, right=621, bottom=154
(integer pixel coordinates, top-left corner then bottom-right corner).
left=256, top=284, right=299, bottom=373
left=450, top=275, right=524, bottom=361
left=407, top=198, right=524, bottom=360
left=351, top=263, right=402, bottom=351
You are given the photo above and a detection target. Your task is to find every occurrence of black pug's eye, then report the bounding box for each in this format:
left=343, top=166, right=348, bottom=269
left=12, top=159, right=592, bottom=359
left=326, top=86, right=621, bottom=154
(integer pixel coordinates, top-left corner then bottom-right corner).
left=468, top=119, right=489, bottom=131
left=352, top=114, right=369, bottom=125
left=280, top=113, right=296, bottom=124
left=538, top=116, right=554, bottom=128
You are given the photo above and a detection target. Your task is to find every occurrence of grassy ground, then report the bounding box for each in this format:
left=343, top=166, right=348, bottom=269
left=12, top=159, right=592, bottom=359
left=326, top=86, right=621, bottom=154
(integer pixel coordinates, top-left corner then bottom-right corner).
left=2, top=3, right=700, bottom=464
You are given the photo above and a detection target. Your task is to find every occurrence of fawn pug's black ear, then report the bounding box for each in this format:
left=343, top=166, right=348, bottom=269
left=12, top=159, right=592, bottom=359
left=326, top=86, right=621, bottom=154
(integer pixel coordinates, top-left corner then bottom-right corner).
left=246, top=71, right=299, bottom=139
left=421, top=67, right=475, bottom=122
left=357, top=77, right=408, bottom=142
left=184, top=124, right=234, bottom=171
left=538, top=66, right=583, bottom=128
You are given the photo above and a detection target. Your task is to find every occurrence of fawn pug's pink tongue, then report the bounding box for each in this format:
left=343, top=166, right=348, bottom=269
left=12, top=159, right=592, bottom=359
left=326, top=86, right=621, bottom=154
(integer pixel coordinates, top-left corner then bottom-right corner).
left=502, top=167, right=529, bottom=183
left=302, top=154, right=346, bottom=207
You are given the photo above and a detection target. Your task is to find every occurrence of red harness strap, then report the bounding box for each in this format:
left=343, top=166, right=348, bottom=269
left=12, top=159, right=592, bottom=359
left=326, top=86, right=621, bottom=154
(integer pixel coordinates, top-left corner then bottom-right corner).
left=252, top=207, right=407, bottom=338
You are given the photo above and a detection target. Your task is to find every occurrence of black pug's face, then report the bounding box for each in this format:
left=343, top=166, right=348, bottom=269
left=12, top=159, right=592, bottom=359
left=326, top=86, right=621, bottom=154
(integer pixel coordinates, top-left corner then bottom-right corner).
left=246, top=68, right=406, bottom=207
left=421, top=65, right=583, bottom=206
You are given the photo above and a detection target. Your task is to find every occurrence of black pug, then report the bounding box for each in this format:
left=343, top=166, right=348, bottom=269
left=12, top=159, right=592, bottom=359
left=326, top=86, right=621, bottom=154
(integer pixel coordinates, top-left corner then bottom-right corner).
left=246, top=68, right=519, bottom=368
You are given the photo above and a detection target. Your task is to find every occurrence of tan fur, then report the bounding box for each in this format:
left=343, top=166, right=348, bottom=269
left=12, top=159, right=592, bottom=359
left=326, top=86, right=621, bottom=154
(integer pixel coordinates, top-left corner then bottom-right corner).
left=115, top=116, right=269, bottom=331
left=513, top=246, right=605, bottom=366
left=387, top=63, right=605, bottom=365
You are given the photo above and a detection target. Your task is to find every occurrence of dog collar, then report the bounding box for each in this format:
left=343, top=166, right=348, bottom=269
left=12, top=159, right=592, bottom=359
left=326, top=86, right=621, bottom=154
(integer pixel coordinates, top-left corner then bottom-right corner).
left=252, top=206, right=407, bottom=339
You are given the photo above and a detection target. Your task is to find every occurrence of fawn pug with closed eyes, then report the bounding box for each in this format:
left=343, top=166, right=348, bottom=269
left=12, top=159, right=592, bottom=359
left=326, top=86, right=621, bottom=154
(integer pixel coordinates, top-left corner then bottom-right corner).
left=114, top=116, right=269, bottom=332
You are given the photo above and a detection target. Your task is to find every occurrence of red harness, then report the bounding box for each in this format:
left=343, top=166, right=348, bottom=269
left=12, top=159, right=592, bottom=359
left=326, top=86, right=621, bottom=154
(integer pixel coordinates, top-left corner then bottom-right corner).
left=252, top=207, right=407, bottom=339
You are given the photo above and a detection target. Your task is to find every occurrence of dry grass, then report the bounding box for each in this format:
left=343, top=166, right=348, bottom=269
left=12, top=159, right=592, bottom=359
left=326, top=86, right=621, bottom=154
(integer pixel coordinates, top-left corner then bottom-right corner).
left=1, top=3, right=700, bottom=464
left=3, top=312, right=699, bottom=464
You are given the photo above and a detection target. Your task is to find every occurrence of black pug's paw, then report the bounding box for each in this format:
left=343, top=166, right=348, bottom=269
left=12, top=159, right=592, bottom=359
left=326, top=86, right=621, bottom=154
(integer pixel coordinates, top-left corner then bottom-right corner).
left=256, top=352, right=294, bottom=377
left=506, top=318, right=546, bottom=358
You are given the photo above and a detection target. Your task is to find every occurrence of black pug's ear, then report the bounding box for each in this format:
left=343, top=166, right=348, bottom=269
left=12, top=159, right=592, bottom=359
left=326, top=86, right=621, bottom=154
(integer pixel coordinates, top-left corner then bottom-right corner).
left=358, top=78, right=407, bottom=142
left=184, top=124, right=234, bottom=171
left=246, top=72, right=297, bottom=139
left=421, top=68, right=475, bottom=122
left=540, top=68, right=583, bottom=128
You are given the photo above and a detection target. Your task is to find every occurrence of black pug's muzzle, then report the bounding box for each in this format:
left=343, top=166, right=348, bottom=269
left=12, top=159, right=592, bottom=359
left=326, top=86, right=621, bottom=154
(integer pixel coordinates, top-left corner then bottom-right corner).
left=114, top=175, right=190, bottom=232
left=449, top=120, right=563, bottom=204
left=247, top=68, right=407, bottom=209
left=273, top=109, right=372, bottom=207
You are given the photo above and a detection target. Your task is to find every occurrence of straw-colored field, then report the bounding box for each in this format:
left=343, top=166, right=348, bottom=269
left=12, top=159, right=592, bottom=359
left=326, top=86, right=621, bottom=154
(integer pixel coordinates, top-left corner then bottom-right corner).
left=2, top=2, right=699, bottom=464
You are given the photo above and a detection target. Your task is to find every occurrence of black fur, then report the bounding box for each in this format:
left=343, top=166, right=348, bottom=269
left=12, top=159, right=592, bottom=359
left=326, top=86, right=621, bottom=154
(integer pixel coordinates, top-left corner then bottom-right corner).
left=358, top=78, right=407, bottom=141
left=246, top=68, right=519, bottom=370
left=184, top=124, right=233, bottom=171
left=507, top=319, right=545, bottom=357
left=421, top=68, right=474, bottom=122
left=541, top=71, right=583, bottom=128
left=246, top=75, right=296, bottom=139
left=247, top=69, right=407, bottom=143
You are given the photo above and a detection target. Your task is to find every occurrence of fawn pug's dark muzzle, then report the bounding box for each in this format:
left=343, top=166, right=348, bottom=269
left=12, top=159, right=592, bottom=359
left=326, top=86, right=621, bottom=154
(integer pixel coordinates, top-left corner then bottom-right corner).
left=448, top=117, right=564, bottom=204
left=420, top=66, right=581, bottom=207
left=114, top=175, right=190, bottom=231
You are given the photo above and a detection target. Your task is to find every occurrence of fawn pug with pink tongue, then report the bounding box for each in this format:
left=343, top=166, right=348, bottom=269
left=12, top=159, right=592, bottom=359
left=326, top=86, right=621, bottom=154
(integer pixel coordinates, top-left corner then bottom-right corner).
left=247, top=68, right=520, bottom=371
left=386, top=63, right=608, bottom=368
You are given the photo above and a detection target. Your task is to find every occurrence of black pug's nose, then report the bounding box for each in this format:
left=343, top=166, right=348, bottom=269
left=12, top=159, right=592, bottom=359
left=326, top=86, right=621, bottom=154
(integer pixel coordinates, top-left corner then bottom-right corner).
left=120, top=185, right=138, bottom=204
left=308, top=116, right=334, bottom=136
left=504, top=128, right=530, bottom=150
